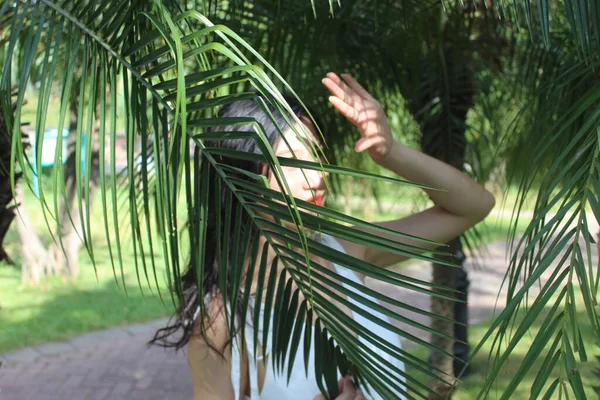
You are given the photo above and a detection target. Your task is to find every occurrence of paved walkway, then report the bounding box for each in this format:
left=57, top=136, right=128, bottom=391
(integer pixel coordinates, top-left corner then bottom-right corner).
left=0, top=318, right=191, bottom=400
left=0, top=239, right=582, bottom=399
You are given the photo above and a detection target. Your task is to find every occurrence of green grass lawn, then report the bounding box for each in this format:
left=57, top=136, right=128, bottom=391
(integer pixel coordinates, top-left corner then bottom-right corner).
left=0, top=184, right=528, bottom=354
left=0, top=231, right=176, bottom=352
left=0, top=261, right=173, bottom=353
left=0, top=184, right=175, bottom=353
left=406, top=285, right=600, bottom=399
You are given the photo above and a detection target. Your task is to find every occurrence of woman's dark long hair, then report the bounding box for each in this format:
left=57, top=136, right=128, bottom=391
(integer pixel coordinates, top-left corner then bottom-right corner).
left=150, top=96, right=322, bottom=350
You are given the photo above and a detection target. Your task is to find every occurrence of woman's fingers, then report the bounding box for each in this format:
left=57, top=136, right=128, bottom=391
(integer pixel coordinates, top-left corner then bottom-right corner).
left=312, top=387, right=356, bottom=400
left=328, top=96, right=359, bottom=124
left=312, top=376, right=365, bottom=400
left=336, top=387, right=357, bottom=399
left=323, top=72, right=362, bottom=106
left=325, top=72, right=353, bottom=97
left=340, top=73, right=374, bottom=101
left=339, top=375, right=354, bottom=392
left=337, top=376, right=359, bottom=399
left=354, top=136, right=387, bottom=153
left=322, top=76, right=348, bottom=102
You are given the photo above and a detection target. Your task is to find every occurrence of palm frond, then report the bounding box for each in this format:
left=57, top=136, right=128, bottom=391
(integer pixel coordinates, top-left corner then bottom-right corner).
left=468, top=41, right=600, bottom=398
left=1, top=1, right=466, bottom=399
left=455, top=0, right=600, bottom=59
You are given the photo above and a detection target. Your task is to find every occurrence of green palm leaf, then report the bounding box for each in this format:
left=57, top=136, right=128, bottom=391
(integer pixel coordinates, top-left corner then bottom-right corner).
left=466, top=36, right=600, bottom=397
left=2, top=1, right=462, bottom=399
left=447, top=0, right=600, bottom=57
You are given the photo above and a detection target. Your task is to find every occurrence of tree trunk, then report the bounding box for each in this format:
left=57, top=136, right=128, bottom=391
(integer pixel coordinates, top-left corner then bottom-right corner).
left=13, top=184, right=49, bottom=285
left=48, top=99, right=100, bottom=278
left=0, top=91, right=54, bottom=284
left=0, top=101, right=16, bottom=265
left=403, top=42, right=475, bottom=397
left=428, top=239, right=460, bottom=398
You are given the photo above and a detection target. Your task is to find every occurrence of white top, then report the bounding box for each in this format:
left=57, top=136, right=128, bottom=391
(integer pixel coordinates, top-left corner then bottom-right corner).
left=230, top=234, right=407, bottom=400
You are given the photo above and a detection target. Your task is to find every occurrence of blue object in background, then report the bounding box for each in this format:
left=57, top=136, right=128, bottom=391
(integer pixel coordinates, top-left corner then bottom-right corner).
left=37, top=128, right=69, bottom=166
left=31, top=128, right=88, bottom=195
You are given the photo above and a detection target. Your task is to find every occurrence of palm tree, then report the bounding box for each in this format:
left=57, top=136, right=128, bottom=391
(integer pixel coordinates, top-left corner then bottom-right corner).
left=232, top=2, right=600, bottom=398
left=447, top=2, right=600, bottom=397
left=0, top=0, right=22, bottom=265
left=1, top=1, right=599, bottom=399
left=400, top=12, right=478, bottom=396
left=46, top=93, right=102, bottom=278
left=0, top=98, right=17, bottom=264
left=1, top=2, right=450, bottom=399
left=206, top=1, right=509, bottom=395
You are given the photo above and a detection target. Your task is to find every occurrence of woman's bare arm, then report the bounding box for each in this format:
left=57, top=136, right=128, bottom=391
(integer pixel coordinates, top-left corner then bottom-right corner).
left=188, top=298, right=245, bottom=400
left=356, top=140, right=494, bottom=267
left=323, top=72, right=495, bottom=268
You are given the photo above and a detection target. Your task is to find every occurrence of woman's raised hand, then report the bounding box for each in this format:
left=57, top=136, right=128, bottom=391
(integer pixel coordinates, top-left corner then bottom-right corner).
left=322, top=72, right=394, bottom=164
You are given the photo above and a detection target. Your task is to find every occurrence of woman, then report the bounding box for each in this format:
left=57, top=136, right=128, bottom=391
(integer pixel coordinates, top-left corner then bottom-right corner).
left=153, top=73, right=496, bottom=399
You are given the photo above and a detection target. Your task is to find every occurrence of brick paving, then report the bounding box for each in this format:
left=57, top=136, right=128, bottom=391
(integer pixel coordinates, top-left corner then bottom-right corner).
left=0, top=319, right=192, bottom=400
left=1, top=237, right=592, bottom=400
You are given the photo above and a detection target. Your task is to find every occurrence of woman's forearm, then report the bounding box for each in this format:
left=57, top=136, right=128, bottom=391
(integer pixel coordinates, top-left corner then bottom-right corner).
left=378, top=140, right=496, bottom=221
left=321, top=72, right=495, bottom=221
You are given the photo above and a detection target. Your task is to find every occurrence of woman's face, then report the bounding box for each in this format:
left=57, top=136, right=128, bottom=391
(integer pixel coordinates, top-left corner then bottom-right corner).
left=266, top=119, right=328, bottom=206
